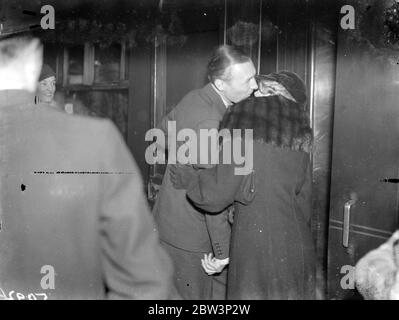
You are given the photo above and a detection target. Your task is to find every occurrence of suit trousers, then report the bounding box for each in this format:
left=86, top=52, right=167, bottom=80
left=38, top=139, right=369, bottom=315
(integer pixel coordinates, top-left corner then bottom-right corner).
left=161, top=240, right=227, bottom=300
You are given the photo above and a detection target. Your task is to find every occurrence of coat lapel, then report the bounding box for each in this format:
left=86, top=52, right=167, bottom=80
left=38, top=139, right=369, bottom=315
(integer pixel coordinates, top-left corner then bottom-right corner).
left=200, top=83, right=226, bottom=118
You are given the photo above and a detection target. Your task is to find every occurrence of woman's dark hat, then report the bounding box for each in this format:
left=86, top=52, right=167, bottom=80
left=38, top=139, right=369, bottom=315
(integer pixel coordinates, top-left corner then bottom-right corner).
left=39, top=64, right=56, bottom=82
left=256, top=71, right=307, bottom=104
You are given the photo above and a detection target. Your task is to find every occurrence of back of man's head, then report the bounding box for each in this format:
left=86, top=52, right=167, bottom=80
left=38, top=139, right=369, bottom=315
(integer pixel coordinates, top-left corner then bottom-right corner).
left=0, top=36, right=42, bottom=92
left=207, top=45, right=252, bottom=84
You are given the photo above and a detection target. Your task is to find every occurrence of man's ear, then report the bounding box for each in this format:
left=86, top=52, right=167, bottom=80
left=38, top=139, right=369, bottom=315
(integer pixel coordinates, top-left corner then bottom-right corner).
left=23, top=39, right=43, bottom=92
left=214, top=78, right=225, bottom=92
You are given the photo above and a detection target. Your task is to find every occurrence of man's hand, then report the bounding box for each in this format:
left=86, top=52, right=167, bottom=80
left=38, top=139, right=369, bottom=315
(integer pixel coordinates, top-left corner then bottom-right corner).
left=169, top=164, right=197, bottom=190
left=226, top=205, right=235, bottom=224
left=201, top=253, right=229, bottom=275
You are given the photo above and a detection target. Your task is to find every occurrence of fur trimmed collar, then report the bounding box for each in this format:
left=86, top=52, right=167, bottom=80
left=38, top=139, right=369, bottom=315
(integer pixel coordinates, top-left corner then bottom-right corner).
left=219, top=95, right=312, bottom=153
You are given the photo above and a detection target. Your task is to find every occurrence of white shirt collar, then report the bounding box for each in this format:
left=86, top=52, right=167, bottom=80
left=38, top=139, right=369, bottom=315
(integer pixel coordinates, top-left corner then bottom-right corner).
left=211, top=83, right=232, bottom=108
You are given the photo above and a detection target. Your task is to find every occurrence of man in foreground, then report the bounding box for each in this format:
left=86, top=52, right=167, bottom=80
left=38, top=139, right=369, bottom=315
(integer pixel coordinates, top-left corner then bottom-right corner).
left=0, top=36, right=173, bottom=300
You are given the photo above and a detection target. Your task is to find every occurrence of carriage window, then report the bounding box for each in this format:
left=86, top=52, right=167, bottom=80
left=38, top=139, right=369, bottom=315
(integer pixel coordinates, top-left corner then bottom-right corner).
left=94, top=42, right=126, bottom=83
left=59, top=41, right=129, bottom=140
left=67, top=45, right=84, bottom=85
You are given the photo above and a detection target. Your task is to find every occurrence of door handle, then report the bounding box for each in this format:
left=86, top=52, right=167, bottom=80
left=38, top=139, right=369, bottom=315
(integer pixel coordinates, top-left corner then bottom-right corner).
left=343, top=198, right=357, bottom=248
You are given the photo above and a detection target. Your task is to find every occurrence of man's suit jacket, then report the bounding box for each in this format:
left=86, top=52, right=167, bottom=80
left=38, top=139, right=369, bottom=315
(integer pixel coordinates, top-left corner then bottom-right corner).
left=0, top=90, right=173, bottom=299
left=153, top=83, right=231, bottom=259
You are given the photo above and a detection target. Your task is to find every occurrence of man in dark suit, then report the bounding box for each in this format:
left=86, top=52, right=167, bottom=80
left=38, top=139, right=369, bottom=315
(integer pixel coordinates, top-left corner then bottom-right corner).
left=0, top=36, right=173, bottom=299
left=152, top=45, right=258, bottom=299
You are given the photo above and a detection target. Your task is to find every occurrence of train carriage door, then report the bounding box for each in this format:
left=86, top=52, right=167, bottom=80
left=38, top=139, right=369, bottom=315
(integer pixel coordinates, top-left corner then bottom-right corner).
left=327, top=0, right=399, bottom=299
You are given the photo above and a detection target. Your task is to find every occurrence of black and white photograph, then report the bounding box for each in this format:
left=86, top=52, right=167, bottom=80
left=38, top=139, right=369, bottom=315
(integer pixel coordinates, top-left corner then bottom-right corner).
left=0, top=0, right=399, bottom=306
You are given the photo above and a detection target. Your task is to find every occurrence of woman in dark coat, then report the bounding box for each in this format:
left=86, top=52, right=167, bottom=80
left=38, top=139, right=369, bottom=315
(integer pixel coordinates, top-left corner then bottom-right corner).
left=171, top=71, right=316, bottom=299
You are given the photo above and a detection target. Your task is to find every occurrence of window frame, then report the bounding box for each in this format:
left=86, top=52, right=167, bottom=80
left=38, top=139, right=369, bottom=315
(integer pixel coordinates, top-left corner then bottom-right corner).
left=59, top=40, right=128, bottom=92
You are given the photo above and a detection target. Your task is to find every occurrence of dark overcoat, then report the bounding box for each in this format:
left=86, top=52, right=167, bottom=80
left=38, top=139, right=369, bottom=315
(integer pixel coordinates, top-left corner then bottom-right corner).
left=185, top=95, right=316, bottom=299
left=0, top=90, right=173, bottom=299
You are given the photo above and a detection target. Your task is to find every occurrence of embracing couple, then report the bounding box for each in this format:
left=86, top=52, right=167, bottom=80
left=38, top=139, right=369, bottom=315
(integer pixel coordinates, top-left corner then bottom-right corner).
left=153, top=45, right=316, bottom=300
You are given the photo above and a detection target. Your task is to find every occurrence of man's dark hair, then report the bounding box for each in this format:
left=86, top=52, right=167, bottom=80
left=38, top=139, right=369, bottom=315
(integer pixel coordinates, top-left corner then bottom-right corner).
left=207, top=45, right=252, bottom=84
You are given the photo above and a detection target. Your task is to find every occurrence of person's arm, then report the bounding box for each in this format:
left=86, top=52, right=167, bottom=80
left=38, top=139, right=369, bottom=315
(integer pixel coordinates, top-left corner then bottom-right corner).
left=170, top=133, right=252, bottom=266
left=100, top=121, right=174, bottom=299
left=193, top=119, right=236, bottom=265
left=190, top=163, right=244, bottom=273
left=170, top=134, right=254, bottom=213
left=186, top=162, right=244, bottom=213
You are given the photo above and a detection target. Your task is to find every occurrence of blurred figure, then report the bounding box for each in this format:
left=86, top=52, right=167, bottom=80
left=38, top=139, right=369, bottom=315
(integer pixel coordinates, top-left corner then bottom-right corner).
left=0, top=36, right=174, bottom=299
left=171, top=71, right=316, bottom=299
left=355, top=230, right=399, bottom=300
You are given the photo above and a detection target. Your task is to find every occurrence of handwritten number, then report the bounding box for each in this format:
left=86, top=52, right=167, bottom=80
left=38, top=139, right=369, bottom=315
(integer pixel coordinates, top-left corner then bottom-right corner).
left=16, top=292, right=26, bottom=300
left=0, top=287, right=48, bottom=300
left=8, top=290, right=15, bottom=300
left=35, top=293, right=48, bottom=300
left=0, top=288, right=10, bottom=300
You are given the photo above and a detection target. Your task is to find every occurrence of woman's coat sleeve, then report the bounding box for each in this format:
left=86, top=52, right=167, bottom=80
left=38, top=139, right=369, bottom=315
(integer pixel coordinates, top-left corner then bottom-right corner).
left=186, top=162, right=244, bottom=213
